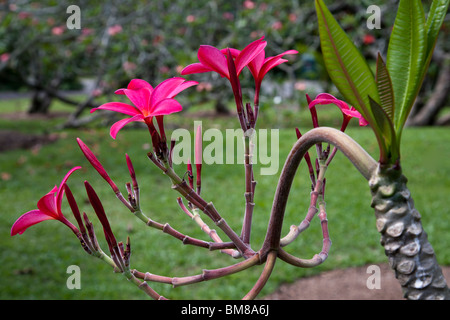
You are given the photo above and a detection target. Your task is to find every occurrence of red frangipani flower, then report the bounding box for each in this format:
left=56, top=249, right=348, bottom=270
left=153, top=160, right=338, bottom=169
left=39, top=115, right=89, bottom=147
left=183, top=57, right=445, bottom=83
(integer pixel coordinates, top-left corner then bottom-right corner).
left=181, top=37, right=267, bottom=80
left=11, top=166, right=81, bottom=236
left=227, top=47, right=298, bottom=106
left=308, top=93, right=369, bottom=130
left=91, top=78, right=197, bottom=139
left=181, top=37, right=297, bottom=127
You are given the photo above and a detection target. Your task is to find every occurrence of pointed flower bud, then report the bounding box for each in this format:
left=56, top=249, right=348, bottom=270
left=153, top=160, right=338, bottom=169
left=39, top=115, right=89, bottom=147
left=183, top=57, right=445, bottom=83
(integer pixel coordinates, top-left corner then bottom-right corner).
left=84, top=181, right=117, bottom=249
left=64, top=184, right=85, bottom=235
left=194, top=124, right=202, bottom=194
left=77, top=138, right=120, bottom=194
left=125, top=154, right=138, bottom=190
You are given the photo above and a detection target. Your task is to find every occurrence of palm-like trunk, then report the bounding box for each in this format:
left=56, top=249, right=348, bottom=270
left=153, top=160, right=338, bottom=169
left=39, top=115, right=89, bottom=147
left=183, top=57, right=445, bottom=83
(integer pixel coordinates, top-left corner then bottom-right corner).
left=370, top=164, right=449, bottom=299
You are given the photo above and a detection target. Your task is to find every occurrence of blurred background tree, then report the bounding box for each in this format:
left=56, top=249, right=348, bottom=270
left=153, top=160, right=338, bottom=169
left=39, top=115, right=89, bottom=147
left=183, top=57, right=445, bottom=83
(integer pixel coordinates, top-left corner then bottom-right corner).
left=0, top=0, right=447, bottom=126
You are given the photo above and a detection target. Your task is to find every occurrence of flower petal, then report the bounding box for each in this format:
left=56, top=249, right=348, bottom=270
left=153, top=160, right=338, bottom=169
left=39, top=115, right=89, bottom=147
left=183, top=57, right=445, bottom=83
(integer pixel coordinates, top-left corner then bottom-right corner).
left=310, top=99, right=350, bottom=111
left=110, top=114, right=143, bottom=139
left=91, top=102, right=140, bottom=116
left=37, top=191, right=58, bottom=219
left=342, top=108, right=369, bottom=126
left=309, top=94, right=369, bottom=127
left=181, top=62, right=214, bottom=75
left=259, top=58, right=288, bottom=79
left=122, top=87, right=152, bottom=112
left=197, top=45, right=229, bottom=78
left=56, top=166, right=81, bottom=215
left=127, top=79, right=153, bottom=90
left=359, top=117, right=369, bottom=126
left=11, top=209, right=55, bottom=236
left=259, top=50, right=298, bottom=79
left=220, top=48, right=240, bottom=57
left=115, top=79, right=153, bottom=95
left=315, top=93, right=339, bottom=100
left=150, top=77, right=188, bottom=106
left=247, top=50, right=265, bottom=79
left=235, top=37, right=267, bottom=75
left=150, top=98, right=183, bottom=116
left=167, top=80, right=198, bottom=99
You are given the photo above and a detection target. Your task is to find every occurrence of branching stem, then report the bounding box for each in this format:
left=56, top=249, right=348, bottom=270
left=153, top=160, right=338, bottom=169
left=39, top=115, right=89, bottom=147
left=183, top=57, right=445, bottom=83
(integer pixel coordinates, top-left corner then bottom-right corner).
left=262, top=127, right=377, bottom=255
left=147, top=152, right=255, bottom=258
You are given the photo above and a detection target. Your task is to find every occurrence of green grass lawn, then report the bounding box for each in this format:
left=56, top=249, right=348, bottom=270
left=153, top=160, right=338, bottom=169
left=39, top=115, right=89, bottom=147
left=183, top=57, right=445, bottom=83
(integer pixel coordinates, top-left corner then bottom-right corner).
left=1, top=98, right=449, bottom=300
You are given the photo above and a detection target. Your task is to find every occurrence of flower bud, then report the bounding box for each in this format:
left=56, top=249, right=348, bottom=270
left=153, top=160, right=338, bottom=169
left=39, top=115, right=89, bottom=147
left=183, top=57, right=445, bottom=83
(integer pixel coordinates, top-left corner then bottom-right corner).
left=77, top=138, right=120, bottom=194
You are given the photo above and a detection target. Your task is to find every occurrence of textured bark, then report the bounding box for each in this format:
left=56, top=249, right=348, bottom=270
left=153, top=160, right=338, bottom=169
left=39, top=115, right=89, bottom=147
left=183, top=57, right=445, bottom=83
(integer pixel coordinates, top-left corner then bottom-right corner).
left=369, top=164, right=450, bottom=300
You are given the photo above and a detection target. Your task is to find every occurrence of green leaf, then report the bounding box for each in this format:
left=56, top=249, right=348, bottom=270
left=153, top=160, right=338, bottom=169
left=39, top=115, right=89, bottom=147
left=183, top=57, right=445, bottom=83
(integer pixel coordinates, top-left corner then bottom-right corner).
left=386, top=0, right=426, bottom=136
left=375, top=53, right=395, bottom=121
left=315, top=0, right=380, bottom=129
left=315, top=0, right=392, bottom=163
left=414, top=0, right=450, bottom=120
left=369, top=97, right=399, bottom=163
left=425, top=0, right=450, bottom=58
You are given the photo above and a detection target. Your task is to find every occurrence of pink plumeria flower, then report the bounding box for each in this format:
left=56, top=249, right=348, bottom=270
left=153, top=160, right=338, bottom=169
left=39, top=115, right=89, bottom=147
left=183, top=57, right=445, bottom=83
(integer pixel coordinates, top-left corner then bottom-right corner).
left=91, top=78, right=197, bottom=139
left=11, top=166, right=81, bottom=236
left=221, top=44, right=298, bottom=122
left=243, top=47, right=298, bottom=106
left=181, top=37, right=267, bottom=80
left=308, top=93, right=369, bottom=129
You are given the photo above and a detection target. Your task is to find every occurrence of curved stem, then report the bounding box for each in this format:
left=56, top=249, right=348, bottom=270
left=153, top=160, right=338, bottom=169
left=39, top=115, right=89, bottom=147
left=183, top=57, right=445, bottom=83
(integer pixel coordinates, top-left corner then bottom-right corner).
left=125, top=270, right=167, bottom=300
left=148, top=152, right=255, bottom=258
left=242, top=250, right=277, bottom=300
left=262, top=127, right=377, bottom=254
left=280, top=158, right=327, bottom=246
left=132, top=253, right=261, bottom=288
left=277, top=248, right=327, bottom=268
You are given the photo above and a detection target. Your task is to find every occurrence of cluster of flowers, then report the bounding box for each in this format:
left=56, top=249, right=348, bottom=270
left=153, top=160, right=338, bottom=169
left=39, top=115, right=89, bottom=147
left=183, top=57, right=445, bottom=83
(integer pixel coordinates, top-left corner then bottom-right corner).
left=11, top=36, right=367, bottom=275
